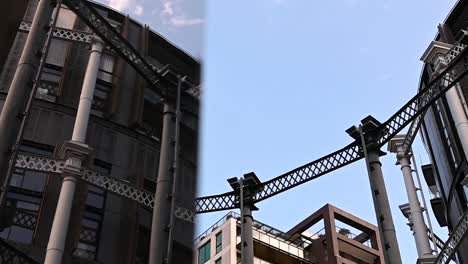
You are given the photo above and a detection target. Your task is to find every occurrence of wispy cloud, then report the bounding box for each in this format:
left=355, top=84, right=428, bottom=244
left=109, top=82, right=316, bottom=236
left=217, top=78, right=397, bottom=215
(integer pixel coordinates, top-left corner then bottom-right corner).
left=106, top=0, right=144, bottom=16
left=108, top=0, right=132, bottom=11
left=159, top=0, right=204, bottom=27
left=134, top=5, right=144, bottom=16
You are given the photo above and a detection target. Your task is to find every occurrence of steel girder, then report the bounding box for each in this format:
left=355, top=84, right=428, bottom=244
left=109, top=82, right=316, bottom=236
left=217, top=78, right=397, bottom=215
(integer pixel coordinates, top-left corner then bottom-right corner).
left=195, top=39, right=468, bottom=213
left=435, top=209, right=468, bottom=263
left=195, top=191, right=237, bottom=213
left=61, top=0, right=199, bottom=100
left=400, top=42, right=467, bottom=156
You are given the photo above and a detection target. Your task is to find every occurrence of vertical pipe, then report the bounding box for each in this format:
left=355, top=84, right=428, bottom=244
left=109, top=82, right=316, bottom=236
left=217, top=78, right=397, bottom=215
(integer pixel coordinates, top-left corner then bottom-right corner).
left=44, top=38, right=103, bottom=264
left=0, top=0, right=53, bottom=191
left=396, top=147, right=432, bottom=257
left=165, top=75, right=184, bottom=263
left=149, top=102, right=176, bottom=264
left=359, top=126, right=402, bottom=264
left=412, top=153, right=438, bottom=254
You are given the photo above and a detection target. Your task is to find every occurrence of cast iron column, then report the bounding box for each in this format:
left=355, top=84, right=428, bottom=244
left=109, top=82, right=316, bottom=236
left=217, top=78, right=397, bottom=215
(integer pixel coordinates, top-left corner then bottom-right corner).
left=44, top=37, right=103, bottom=264
left=149, top=101, right=176, bottom=264
left=389, top=139, right=432, bottom=257
left=435, top=56, right=468, bottom=162
left=0, top=0, right=54, bottom=188
left=240, top=177, right=255, bottom=264
left=229, top=173, right=259, bottom=264
left=350, top=116, right=402, bottom=264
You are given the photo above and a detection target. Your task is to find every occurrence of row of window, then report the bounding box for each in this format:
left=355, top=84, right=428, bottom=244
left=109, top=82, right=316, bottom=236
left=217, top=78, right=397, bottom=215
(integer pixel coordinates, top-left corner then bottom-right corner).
left=198, top=231, right=223, bottom=264
left=0, top=143, right=111, bottom=262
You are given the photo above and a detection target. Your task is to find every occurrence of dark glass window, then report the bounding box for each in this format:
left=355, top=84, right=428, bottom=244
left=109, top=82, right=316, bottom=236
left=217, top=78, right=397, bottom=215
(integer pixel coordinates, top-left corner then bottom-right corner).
left=142, top=88, right=163, bottom=139
left=215, top=258, right=222, bottom=264
left=216, top=231, right=222, bottom=253
left=37, top=64, right=62, bottom=102
left=198, top=241, right=211, bottom=264
left=89, top=54, right=114, bottom=117
left=0, top=144, right=51, bottom=244
left=73, top=162, right=109, bottom=260
left=135, top=207, right=152, bottom=264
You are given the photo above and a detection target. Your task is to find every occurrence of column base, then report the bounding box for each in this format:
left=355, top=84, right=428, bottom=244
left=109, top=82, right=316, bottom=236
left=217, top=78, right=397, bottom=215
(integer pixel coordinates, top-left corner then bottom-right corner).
left=416, top=255, right=438, bottom=264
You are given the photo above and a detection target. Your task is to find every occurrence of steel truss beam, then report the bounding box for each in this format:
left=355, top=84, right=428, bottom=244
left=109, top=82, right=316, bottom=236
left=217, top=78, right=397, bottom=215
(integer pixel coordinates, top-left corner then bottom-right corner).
left=401, top=42, right=467, bottom=155
left=195, top=38, right=468, bottom=213
left=14, top=153, right=195, bottom=223
left=435, top=209, right=468, bottom=263
left=61, top=0, right=199, bottom=100
left=18, top=20, right=199, bottom=100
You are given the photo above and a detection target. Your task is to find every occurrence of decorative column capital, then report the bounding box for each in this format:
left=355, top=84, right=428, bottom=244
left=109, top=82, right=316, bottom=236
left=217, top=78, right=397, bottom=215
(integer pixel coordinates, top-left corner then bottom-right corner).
left=58, top=141, right=94, bottom=176
left=90, top=35, right=104, bottom=53
left=388, top=134, right=411, bottom=162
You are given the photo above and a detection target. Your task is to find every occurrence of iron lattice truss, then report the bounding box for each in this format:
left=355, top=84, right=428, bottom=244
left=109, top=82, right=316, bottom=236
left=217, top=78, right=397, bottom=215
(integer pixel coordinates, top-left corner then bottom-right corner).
left=19, top=21, right=91, bottom=43
left=61, top=0, right=199, bottom=100
left=435, top=209, right=468, bottom=264
left=14, top=153, right=195, bottom=223
left=195, top=38, right=468, bottom=214
left=81, top=169, right=155, bottom=208
left=401, top=42, right=467, bottom=155
left=0, top=239, right=39, bottom=264
left=12, top=209, right=38, bottom=230
left=195, top=192, right=237, bottom=213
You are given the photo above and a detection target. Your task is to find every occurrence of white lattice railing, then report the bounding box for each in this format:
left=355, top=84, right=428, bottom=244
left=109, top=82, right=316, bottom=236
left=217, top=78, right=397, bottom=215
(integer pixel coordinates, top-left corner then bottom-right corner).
left=14, top=152, right=195, bottom=223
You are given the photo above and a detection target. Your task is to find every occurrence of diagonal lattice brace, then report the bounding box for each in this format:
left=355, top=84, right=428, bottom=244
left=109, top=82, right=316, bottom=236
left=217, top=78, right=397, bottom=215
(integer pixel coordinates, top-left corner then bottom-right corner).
left=401, top=42, right=467, bottom=156
left=195, top=192, right=238, bottom=213
left=12, top=209, right=38, bottom=230
left=61, top=0, right=199, bottom=100
left=376, top=41, right=468, bottom=147
left=194, top=39, right=468, bottom=213
left=435, top=208, right=468, bottom=264
left=254, top=142, right=362, bottom=202
left=19, top=21, right=92, bottom=43
left=15, top=153, right=65, bottom=173
left=14, top=153, right=194, bottom=222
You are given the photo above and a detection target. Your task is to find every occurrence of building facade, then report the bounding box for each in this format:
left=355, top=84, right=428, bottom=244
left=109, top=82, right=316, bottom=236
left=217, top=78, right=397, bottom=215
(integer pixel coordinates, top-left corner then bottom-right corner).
left=0, top=0, right=200, bottom=263
left=195, top=204, right=385, bottom=264
left=418, top=0, right=468, bottom=262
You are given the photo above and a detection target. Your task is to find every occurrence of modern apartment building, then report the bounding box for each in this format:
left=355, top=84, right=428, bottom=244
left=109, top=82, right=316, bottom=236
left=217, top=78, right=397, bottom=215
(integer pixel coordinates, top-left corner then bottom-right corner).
left=195, top=204, right=385, bottom=264
left=0, top=0, right=200, bottom=263
left=418, top=0, right=468, bottom=262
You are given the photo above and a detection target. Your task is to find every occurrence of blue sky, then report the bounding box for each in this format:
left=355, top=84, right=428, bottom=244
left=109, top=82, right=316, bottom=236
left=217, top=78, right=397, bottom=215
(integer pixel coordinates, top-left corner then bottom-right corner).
left=198, top=0, right=457, bottom=262
left=98, top=0, right=457, bottom=262
left=95, top=0, right=203, bottom=58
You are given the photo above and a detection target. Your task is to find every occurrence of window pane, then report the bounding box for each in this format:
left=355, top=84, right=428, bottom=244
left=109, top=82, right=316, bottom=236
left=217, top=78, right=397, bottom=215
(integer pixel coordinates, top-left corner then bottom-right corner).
left=8, top=226, right=33, bottom=244
left=56, top=7, right=76, bottom=29
left=16, top=201, right=39, bottom=211
left=216, top=232, right=222, bottom=253
left=198, top=241, right=211, bottom=264
left=46, top=40, right=69, bottom=67
left=22, top=171, right=47, bottom=192
left=86, top=192, right=104, bottom=208
left=10, top=174, right=23, bottom=188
